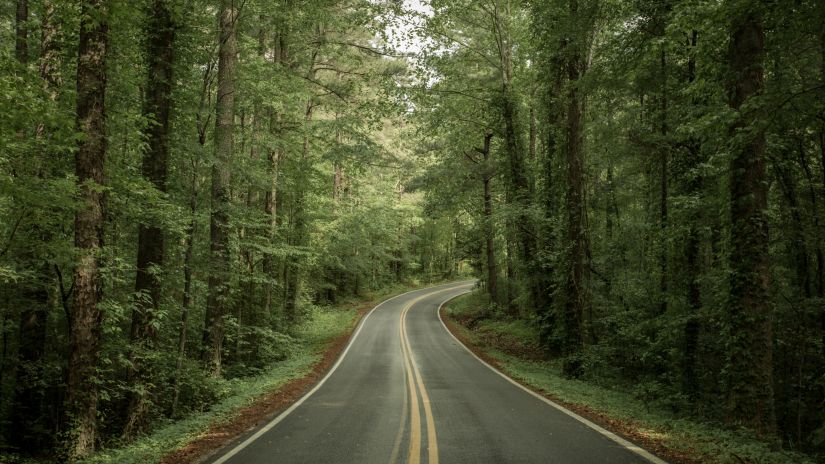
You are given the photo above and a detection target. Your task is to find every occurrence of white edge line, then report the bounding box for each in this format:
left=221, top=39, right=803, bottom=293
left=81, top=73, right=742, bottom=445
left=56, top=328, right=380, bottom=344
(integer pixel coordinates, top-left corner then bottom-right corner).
left=211, top=280, right=475, bottom=464
left=435, top=291, right=669, bottom=464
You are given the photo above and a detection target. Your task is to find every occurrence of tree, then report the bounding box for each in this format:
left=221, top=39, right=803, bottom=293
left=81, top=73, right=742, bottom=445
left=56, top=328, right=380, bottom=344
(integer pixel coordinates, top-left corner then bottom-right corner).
left=123, top=0, right=178, bottom=438
left=66, top=0, right=109, bottom=457
left=204, top=0, right=238, bottom=378
left=724, top=1, right=774, bottom=434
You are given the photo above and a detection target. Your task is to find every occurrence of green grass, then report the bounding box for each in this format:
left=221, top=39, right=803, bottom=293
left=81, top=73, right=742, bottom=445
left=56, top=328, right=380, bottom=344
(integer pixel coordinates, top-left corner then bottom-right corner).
left=444, top=292, right=815, bottom=464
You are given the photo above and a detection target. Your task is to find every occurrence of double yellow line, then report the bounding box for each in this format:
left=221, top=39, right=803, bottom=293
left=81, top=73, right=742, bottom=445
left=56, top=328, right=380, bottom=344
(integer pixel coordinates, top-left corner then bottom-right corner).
left=390, top=289, right=453, bottom=464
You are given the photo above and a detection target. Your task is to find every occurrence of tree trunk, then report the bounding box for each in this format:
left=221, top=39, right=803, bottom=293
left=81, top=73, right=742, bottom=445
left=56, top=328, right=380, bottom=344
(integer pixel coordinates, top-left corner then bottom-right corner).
left=123, top=0, right=176, bottom=437
left=682, top=30, right=702, bottom=401
left=204, top=0, right=237, bottom=378
left=658, top=46, right=668, bottom=316
left=66, top=0, right=108, bottom=457
left=562, top=1, right=587, bottom=375
left=479, top=134, right=498, bottom=304
left=494, top=1, right=538, bottom=315
left=819, top=30, right=825, bottom=363
left=725, top=6, right=775, bottom=435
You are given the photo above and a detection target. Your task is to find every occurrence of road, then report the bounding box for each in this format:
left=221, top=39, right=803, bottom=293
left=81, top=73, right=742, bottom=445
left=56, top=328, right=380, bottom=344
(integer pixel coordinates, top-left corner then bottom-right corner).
left=210, top=281, right=663, bottom=464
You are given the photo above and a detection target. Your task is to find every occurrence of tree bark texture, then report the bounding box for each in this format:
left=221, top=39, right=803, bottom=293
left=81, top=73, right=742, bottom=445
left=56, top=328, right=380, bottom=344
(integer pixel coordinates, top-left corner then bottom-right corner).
left=725, top=6, right=775, bottom=435
left=562, top=2, right=587, bottom=374
left=479, top=134, right=498, bottom=303
left=682, top=29, right=701, bottom=400
left=66, top=0, right=108, bottom=458
left=205, top=0, right=237, bottom=378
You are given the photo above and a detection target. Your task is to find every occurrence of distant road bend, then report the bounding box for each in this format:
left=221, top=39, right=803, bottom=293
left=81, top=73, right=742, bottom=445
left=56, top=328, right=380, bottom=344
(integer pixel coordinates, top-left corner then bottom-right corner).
left=210, top=281, right=665, bottom=464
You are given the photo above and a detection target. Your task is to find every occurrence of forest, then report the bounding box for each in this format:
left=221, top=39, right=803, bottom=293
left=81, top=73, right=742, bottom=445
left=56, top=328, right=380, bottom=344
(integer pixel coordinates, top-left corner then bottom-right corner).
left=0, top=0, right=824, bottom=462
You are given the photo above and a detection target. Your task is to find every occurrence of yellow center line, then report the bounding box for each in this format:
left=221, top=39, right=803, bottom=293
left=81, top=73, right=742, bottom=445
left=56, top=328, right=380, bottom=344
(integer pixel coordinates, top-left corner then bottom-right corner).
left=398, top=288, right=455, bottom=464
left=388, top=348, right=408, bottom=464
left=400, top=310, right=421, bottom=464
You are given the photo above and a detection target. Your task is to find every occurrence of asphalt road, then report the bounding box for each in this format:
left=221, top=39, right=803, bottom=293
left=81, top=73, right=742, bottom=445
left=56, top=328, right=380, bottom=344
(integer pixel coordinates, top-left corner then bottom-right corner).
left=210, top=281, right=663, bottom=464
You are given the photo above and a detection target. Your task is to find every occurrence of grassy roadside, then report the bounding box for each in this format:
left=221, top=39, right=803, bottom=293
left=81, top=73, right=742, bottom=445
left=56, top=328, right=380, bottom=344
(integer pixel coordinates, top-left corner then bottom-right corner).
left=441, top=291, right=815, bottom=464
left=75, top=280, right=454, bottom=464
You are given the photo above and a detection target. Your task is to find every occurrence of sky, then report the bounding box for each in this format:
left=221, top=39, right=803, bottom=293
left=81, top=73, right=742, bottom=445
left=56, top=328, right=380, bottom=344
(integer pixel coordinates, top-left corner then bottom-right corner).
left=383, top=0, right=434, bottom=55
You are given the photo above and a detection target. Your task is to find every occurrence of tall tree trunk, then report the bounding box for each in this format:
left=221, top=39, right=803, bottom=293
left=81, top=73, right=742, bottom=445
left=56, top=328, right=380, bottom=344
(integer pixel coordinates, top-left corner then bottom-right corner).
left=725, top=5, right=775, bottom=435
left=658, top=46, right=668, bottom=315
left=204, top=0, right=237, bottom=378
left=479, top=134, right=498, bottom=304
left=819, top=29, right=825, bottom=364
left=492, top=0, right=539, bottom=315
left=561, top=0, right=588, bottom=377
left=66, top=0, right=108, bottom=457
left=682, top=30, right=702, bottom=401
left=15, top=0, right=28, bottom=63
left=562, top=40, right=586, bottom=375
left=123, top=0, right=176, bottom=438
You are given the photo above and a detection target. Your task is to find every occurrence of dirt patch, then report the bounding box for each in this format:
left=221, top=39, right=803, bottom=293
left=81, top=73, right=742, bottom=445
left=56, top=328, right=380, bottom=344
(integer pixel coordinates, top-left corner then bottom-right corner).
left=441, top=310, right=705, bottom=464
left=160, top=302, right=374, bottom=464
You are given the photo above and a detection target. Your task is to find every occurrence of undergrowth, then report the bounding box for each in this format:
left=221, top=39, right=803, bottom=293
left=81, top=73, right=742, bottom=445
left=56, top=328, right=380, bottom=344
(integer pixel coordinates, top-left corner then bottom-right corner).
left=443, top=291, right=816, bottom=464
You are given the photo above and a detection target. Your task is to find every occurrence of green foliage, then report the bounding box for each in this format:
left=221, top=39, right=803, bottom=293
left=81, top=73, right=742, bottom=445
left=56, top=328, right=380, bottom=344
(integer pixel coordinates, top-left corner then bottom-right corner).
left=447, top=293, right=816, bottom=464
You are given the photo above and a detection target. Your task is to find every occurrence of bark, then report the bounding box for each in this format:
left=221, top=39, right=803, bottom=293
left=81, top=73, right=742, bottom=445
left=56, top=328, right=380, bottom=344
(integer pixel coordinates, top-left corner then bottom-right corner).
left=15, top=0, right=28, bottom=63
left=204, top=0, right=237, bottom=378
left=563, top=37, right=586, bottom=373
left=479, top=134, right=498, bottom=304
left=819, top=30, right=825, bottom=362
left=658, top=46, right=668, bottom=316
left=498, top=22, right=541, bottom=315
left=725, top=6, right=775, bottom=434
left=682, top=30, right=702, bottom=400
left=66, top=0, right=108, bottom=457
left=123, top=0, right=176, bottom=437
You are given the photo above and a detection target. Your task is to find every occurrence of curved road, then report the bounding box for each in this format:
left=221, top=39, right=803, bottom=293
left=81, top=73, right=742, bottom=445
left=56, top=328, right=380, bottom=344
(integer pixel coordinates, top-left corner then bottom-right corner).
left=210, top=281, right=663, bottom=464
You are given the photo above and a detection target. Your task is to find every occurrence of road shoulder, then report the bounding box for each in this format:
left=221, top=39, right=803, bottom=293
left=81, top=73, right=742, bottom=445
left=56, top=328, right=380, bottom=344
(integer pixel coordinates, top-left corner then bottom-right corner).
left=439, top=292, right=815, bottom=464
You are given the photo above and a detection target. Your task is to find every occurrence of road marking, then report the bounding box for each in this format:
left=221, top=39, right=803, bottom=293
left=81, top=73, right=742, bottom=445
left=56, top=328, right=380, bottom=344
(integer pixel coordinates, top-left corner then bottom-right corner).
left=211, top=281, right=473, bottom=464
left=388, top=345, right=408, bottom=464
left=435, top=292, right=669, bottom=464
left=396, top=286, right=469, bottom=464
left=400, top=308, right=422, bottom=464
left=401, top=296, right=439, bottom=464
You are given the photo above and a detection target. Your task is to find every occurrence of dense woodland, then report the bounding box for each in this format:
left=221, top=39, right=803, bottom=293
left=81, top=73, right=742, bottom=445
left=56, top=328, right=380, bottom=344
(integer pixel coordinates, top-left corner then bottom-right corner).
left=0, top=0, right=824, bottom=461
